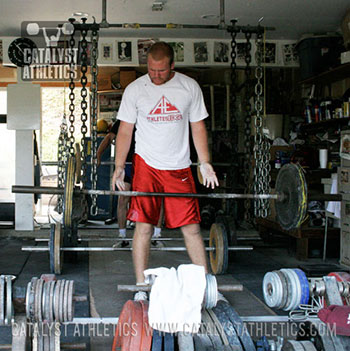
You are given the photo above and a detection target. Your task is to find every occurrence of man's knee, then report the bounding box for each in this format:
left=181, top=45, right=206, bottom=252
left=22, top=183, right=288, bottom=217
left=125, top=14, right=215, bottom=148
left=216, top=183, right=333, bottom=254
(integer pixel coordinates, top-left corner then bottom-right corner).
left=181, top=223, right=201, bottom=237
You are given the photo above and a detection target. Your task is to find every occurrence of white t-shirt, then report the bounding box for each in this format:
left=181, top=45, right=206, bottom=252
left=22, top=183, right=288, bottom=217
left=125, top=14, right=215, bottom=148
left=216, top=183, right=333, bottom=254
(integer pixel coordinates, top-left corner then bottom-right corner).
left=117, top=72, right=208, bottom=170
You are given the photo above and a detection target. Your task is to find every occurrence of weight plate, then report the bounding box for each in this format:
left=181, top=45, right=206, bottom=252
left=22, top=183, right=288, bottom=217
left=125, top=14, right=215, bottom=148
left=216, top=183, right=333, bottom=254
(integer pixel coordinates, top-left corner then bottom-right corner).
left=263, top=271, right=283, bottom=308
left=42, top=280, right=50, bottom=322
left=112, top=300, right=139, bottom=351
left=75, top=143, right=82, bottom=184
left=177, top=332, right=194, bottom=351
left=212, top=303, right=243, bottom=350
left=216, top=215, right=237, bottom=247
left=282, top=340, right=304, bottom=351
left=54, top=280, right=61, bottom=322
left=209, top=223, right=228, bottom=275
left=5, top=276, right=13, bottom=325
left=294, top=269, right=310, bottom=306
left=280, top=269, right=295, bottom=311
left=0, top=276, right=5, bottom=325
left=193, top=333, right=214, bottom=350
left=63, top=279, right=70, bottom=322
left=129, top=300, right=143, bottom=350
left=48, top=281, right=56, bottom=323
left=140, top=300, right=153, bottom=351
left=58, top=279, right=65, bottom=323
left=151, top=330, right=163, bottom=351
left=308, top=321, right=336, bottom=351
left=299, top=340, right=317, bottom=351
left=54, top=223, right=63, bottom=275
left=275, top=163, right=307, bottom=230
left=201, top=308, right=223, bottom=348
left=49, top=223, right=55, bottom=274
left=214, top=301, right=256, bottom=351
left=206, top=308, right=230, bottom=346
left=67, top=280, right=74, bottom=321
left=63, top=155, right=76, bottom=229
left=276, top=270, right=289, bottom=309
left=164, top=332, right=175, bottom=351
left=35, top=278, right=44, bottom=322
left=204, top=273, right=218, bottom=309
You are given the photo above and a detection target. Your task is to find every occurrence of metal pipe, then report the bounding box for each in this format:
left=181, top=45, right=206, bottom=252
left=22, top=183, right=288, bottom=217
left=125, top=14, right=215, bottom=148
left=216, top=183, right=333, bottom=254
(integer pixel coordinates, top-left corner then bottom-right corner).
left=21, top=246, right=253, bottom=252
left=219, top=0, right=226, bottom=29
left=118, top=283, right=243, bottom=292
left=12, top=185, right=282, bottom=201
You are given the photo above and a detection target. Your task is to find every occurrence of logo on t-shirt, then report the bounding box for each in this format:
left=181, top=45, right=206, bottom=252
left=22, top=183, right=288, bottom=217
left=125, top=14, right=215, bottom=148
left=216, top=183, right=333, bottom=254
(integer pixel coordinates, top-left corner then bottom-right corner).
left=147, top=95, right=183, bottom=123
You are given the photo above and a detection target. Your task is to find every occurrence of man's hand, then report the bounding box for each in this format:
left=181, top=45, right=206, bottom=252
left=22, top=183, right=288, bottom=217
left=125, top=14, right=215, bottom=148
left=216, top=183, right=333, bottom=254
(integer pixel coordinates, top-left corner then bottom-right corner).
left=199, top=162, right=219, bottom=189
left=112, top=166, right=126, bottom=191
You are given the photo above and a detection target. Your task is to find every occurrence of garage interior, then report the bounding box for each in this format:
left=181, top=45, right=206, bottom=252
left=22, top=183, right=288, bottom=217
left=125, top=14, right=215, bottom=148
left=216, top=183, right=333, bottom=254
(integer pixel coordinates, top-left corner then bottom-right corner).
left=1, top=0, right=350, bottom=350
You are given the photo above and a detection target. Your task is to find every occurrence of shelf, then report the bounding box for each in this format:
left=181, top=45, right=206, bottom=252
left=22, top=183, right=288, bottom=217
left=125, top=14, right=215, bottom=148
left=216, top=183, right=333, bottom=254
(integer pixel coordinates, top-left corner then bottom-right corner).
left=300, top=63, right=350, bottom=85
left=300, top=117, right=350, bottom=133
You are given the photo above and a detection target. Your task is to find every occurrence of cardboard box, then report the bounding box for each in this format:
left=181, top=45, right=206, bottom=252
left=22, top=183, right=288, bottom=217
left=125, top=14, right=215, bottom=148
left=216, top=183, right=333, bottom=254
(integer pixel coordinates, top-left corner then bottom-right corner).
left=120, top=71, right=136, bottom=88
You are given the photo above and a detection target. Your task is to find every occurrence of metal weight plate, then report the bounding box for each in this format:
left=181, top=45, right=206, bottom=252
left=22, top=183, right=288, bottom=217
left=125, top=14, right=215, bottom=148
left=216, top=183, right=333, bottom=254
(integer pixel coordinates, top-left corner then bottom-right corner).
left=177, top=332, right=194, bottom=351
left=209, top=223, right=228, bottom=275
left=48, top=281, right=56, bottom=323
left=63, top=155, right=76, bottom=229
left=193, top=333, right=214, bottom=350
left=282, top=340, right=305, bottom=351
left=275, top=163, right=308, bottom=230
left=59, top=279, right=65, bottom=323
left=212, top=303, right=243, bottom=350
left=54, top=223, right=64, bottom=275
left=214, top=301, right=256, bottom=351
left=35, top=278, right=44, bottom=322
left=129, top=300, right=143, bottom=350
left=163, top=332, right=175, bottom=351
left=206, top=308, right=230, bottom=346
left=67, top=280, right=74, bottom=321
left=201, top=308, right=223, bottom=348
left=42, top=280, right=50, bottom=322
left=5, top=276, right=13, bottom=325
left=276, top=270, right=289, bottom=310
left=63, top=279, right=69, bottom=322
left=0, top=276, right=5, bottom=325
left=53, top=280, right=61, bottom=322
left=299, top=341, right=317, bottom=351
left=216, top=215, right=237, bottom=248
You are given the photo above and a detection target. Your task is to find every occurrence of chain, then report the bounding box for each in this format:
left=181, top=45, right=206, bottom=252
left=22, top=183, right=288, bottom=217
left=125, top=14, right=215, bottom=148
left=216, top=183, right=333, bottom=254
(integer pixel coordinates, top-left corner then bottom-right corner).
left=90, top=27, right=99, bottom=216
left=57, top=114, right=69, bottom=213
left=260, top=29, right=271, bottom=218
left=79, top=19, right=89, bottom=189
left=253, top=31, right=265, bottom=218
left=243, top=30, right=253, bottom=223
left=68, top=20, right=76, bottom=156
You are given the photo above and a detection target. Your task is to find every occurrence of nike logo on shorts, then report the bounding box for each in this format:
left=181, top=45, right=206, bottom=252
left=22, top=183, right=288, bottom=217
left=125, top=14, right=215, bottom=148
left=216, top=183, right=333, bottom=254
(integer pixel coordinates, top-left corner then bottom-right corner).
left=182, top=177, right=188, bottom=181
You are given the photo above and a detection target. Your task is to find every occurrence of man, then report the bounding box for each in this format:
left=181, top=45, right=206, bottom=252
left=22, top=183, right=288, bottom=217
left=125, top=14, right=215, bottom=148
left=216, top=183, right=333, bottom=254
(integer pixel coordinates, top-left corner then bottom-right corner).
left=97, top=121, right=163, bottom=246
left=112, top=42, right=218, bottom=300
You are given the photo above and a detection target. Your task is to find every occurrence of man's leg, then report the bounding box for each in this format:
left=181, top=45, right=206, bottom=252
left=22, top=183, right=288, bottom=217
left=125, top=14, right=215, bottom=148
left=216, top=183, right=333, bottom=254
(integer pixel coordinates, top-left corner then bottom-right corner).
left=133, top=221, right=153, bottom=284
left=181, top=223, right=208, bottom=273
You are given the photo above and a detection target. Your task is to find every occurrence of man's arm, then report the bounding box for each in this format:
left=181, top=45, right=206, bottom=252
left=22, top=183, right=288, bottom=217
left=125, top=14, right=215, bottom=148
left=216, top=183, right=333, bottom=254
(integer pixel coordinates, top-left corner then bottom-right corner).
left=112, top=121, right=135, bottom=191
left=96, top=132, right=115, bottom=166
left=190, top=120, right=219, bottom=189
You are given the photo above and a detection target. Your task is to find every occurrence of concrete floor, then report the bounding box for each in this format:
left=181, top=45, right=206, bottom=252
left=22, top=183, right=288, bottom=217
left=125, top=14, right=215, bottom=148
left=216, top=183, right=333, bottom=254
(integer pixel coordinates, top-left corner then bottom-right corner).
left=0, top=223, right=347, bottom=349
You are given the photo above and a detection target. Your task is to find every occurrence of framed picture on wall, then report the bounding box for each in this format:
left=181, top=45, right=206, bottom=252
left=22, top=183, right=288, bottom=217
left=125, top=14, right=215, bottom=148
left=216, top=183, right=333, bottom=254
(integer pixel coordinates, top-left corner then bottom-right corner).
left=167, top=42, right=184, bottom=62
left=193, top=42, right=208, bottom=63
left=101, top=42, right=113, bottom=61
left=264, top=42, right=277, bottom=64
left=78, top=41, right=92, bottom=65
left=117, top=41, right=132, bottom=62
left=138, top=39, right=158, bottom=64
left=282, top=43, right=299, bottom=66
left=213, top=41, right=229, bottom=63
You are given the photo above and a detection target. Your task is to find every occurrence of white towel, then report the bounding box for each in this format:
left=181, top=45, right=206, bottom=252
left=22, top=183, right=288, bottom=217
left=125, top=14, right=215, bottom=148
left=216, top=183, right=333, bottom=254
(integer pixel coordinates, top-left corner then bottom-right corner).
left=326, top=174, right=341, bottom=219
left=144, top=264, right=206, bottom=333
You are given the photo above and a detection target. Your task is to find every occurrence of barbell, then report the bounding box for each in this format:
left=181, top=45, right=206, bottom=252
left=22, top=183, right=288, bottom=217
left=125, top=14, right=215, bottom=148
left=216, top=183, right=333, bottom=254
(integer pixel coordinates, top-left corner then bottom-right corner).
left=12, top=162, right=343, bottom=231
left=21, top=222, right=253, bottom=275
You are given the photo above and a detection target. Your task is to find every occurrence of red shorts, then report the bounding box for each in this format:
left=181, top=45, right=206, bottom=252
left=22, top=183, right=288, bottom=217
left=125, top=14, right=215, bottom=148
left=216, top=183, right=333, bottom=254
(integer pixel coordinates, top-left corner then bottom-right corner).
left=127, top=154, right=201, bottom=228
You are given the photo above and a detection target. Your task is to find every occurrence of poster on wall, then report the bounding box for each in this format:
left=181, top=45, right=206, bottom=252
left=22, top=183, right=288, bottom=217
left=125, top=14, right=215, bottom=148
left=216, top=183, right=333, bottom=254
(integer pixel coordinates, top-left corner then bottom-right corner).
left=282, top=43, right=299, bottom=66
left=167, top=42, right=184, bottom=62
left=101, top=42, right=114, bottom=61
left=194, top=42, right=208, bottom=63
left=236, top=42, right=248, bottom=65
left=138, top=39, right=158, bottom=64
left=213, top=41, right=229, bottom=63
left=117, top=41, right=132, bottom=62
left=264, top=42, right=277, bottom=64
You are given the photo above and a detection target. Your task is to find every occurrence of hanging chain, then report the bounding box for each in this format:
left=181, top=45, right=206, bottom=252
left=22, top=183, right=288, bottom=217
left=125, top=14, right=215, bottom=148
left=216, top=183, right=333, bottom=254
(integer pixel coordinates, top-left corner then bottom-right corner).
left=253, top=30, right=265, bottom=218
left=57, top=114, right=69, bottom=213
left=68, top=20, right=76, bottom=156
left=79, top=20, right=89, bottom=189
left=243, top=30, right=253, bottom=223
left=230, top=21, right=238, bottom=147
left=260, top=29, right=271, bottom=218
left=90, top=26, right=99, bottom=216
